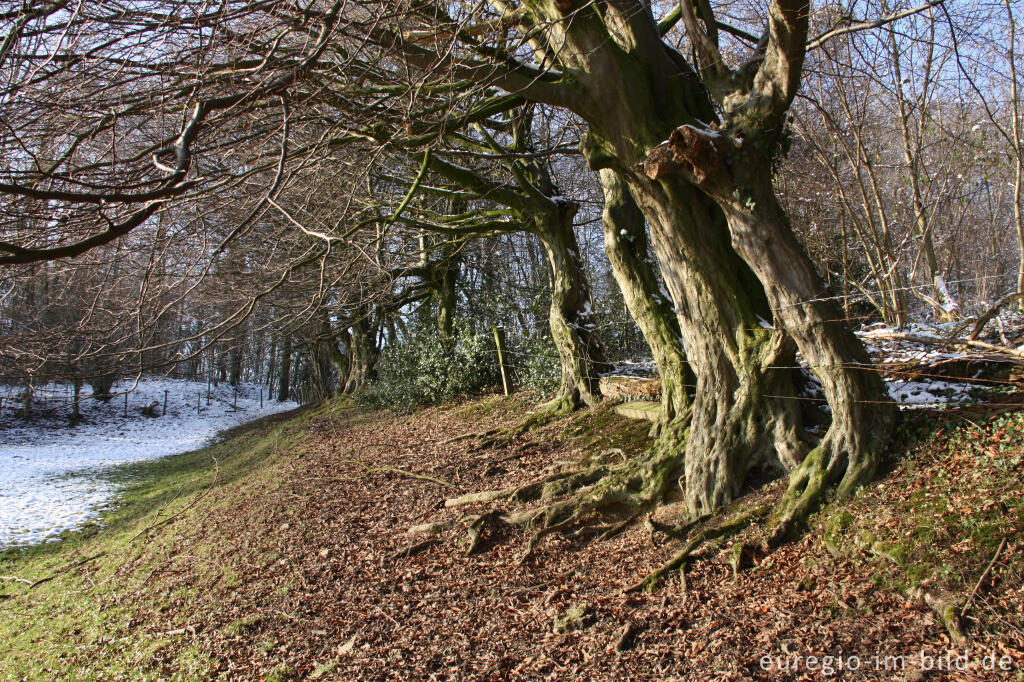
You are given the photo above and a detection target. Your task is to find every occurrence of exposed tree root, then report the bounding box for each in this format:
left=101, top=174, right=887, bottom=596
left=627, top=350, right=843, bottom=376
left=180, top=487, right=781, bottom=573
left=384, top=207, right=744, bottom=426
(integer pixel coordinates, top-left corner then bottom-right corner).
left=464, top=397, right=579, bottom=453
left=442, top=390, right=887, bottom=593
left=390, top=538, right=440, bottom=560
left=766, top=418, right=887, bottom=548
left=905, top=587, right=966, bottom=645
left=462, top=510, right=513, bottom=556
left=346, top=458, right=453, bottom=487
left=445, top=430, right=691, bottom=567
left=440, top=403, right=573, bottom=456
left=625, top=505, right=769, bottom=593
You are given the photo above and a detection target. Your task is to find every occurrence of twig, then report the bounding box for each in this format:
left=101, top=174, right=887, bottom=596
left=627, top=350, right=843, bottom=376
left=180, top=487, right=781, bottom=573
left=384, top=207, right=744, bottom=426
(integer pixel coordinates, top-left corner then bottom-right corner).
left=960, top=537, right=1008, bottom=620
left=346, top=458, right=452, bottom=487
left=1, top=552, right=106, bottom=591
left=0, top=576, right=33, bottom=586
left=374, top=604, right=399, bottom=626
left=129, top=456, right=220, bottom=542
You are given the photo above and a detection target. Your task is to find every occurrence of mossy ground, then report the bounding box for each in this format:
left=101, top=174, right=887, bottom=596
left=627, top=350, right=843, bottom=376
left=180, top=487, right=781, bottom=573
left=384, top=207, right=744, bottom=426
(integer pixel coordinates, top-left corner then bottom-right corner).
left=816, top=409, right=1024, bottom=642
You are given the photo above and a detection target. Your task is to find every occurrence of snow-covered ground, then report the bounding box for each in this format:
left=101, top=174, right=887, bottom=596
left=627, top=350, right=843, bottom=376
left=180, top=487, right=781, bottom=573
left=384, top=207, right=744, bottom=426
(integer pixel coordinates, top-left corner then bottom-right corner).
left=857, top=316, right=1022, bottom=408
left=602, top=313, right=1022, bottom=411
left=0, top=378, right=297, bottom=550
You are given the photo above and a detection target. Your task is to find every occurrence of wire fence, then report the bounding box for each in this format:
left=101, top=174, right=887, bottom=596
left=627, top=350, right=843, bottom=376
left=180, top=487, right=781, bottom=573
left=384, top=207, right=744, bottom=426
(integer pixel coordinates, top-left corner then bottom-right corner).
left=4, top=274, right=1022, bottom=418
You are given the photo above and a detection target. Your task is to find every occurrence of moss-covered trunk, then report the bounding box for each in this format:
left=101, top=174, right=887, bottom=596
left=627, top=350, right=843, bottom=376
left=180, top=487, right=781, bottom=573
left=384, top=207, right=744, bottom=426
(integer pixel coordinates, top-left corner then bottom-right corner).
left=640, top=114, right=895, bottom=527
left=437, top=257, right=458, bottom=339
left=495, top=1, right=804, bottom=514
left=318, top=312, right=350, bottom=397
left=597, top=167, right=691, bottom=432
left=632, top=173, right=805, bottom=514
left=341, top=311, right=378, bottom=394
left=713, top=161, right=895, bottom=532
left=533, top=200, right=610, bottom=413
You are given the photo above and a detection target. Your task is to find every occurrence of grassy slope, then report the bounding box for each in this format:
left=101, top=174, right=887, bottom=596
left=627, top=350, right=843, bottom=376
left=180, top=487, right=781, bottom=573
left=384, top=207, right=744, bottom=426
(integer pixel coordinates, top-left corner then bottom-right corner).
left=0, top=404, right=312, bottom=680
left=0, top=395, right=1021, bottom=680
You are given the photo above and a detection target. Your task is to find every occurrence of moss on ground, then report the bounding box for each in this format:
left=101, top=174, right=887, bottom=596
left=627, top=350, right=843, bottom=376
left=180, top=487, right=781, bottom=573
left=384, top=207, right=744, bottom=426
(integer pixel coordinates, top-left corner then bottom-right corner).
left=812, top=410, right=1024, bottom=639
left=561, top=403, right=652, bottom=454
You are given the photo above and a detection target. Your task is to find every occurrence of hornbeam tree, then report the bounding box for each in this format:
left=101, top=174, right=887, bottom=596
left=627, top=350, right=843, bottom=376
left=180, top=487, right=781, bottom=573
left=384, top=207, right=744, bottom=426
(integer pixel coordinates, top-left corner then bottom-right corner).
left=0, top=0, right=926, bottom=550
left=375, top=107, right=611, bottom=415
left=385, top=0, right=916, bottom=532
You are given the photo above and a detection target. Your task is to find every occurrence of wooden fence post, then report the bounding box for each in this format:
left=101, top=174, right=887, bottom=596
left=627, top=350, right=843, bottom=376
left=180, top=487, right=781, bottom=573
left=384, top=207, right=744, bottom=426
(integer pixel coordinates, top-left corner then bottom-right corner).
left=493, top=326, right=511, bottom=396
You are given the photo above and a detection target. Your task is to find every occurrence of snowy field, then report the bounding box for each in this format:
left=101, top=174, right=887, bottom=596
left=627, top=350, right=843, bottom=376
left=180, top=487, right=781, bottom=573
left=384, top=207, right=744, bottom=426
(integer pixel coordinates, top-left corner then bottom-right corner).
left=0, top=378, right=297, bottom=550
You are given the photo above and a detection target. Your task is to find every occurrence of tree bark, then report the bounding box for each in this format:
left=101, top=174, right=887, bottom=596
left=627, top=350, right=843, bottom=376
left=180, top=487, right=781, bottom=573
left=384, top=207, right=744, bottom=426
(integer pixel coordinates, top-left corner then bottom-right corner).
left=341, top=310, right=379, bottom=394
left=631, top=171, right=805, bottom=514
left=277, top=335, right=292, bottom=402
left=596, top=167, right=692, bottom=432
left=229, top=343, right=242, bottom=388
left=646, top=123, right=895, bottom=530
left=533, top=200, right=610, bottom=413
left=499, top=0, right=806, bottom=514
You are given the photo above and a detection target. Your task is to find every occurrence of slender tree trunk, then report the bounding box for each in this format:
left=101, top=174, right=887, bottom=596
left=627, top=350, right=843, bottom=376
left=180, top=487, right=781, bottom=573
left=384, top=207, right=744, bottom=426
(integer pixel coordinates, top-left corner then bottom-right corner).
left=277, top=336, right=292, bottom=402
left=597, top=167, right=692, bottom=432
left=888, top=19, right=958, bottom=319
left=21, top=381, right=31, bottom=418
left=533, top=201, right=610, bottom=413
left=266, top=338, right=277, bottom=399
left=229, top=343, right=242, bottom=387
left=1007, top=0, right=1024, bottom=309
left=437, top=256, right=458, bottom=339
left=71, top=377, right=81, bottom=422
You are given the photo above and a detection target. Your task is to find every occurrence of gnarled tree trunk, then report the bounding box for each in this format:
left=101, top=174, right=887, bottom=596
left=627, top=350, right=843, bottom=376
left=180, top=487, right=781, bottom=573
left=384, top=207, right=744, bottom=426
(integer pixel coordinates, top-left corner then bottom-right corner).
left=647, top=126, right=895, bottom=530
left=533, top=200, right=610, bottom=414
left=341, top=309, right=379, bottom=394
left=596, top=166, right=691, bottom=433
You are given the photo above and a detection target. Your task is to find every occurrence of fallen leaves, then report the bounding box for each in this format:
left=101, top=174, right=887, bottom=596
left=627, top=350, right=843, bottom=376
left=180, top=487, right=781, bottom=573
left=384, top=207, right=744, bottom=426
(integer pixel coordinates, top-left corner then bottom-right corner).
left=79, top=395, right=1024, bottom=680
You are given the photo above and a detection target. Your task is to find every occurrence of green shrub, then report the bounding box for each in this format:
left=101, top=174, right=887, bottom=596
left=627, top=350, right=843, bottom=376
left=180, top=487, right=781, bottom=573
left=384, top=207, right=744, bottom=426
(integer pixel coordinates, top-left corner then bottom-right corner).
left=512, top=334, right=561, bottom=397
left=357, top=326, right=499, bottom=411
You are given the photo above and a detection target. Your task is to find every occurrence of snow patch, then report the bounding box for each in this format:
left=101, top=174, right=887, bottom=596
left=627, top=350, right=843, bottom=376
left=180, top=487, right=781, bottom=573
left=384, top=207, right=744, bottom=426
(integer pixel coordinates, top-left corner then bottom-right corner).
left=0, top=378, right=297, bottom=550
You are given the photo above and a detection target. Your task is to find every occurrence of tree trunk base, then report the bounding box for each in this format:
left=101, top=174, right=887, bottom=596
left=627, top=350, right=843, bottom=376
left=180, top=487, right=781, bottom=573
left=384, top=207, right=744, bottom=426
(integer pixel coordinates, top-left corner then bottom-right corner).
left=446, top=424, right=691, bottom=561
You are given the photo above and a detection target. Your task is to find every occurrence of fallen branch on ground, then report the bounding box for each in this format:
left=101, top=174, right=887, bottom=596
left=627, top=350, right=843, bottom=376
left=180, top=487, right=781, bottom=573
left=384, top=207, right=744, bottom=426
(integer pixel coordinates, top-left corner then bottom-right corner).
left=960, top=536, right=1008, bottom=621
left=862, top=329, right=1024, bottom=365
left=346, top=458, right=453, bottom=487
left=0, top=552, right=106, bottom=591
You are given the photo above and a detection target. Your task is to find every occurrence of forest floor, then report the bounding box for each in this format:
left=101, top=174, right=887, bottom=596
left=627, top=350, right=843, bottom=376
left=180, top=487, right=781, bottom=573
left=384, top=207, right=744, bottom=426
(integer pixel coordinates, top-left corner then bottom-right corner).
left=1, top=391, right=1023, bottom=681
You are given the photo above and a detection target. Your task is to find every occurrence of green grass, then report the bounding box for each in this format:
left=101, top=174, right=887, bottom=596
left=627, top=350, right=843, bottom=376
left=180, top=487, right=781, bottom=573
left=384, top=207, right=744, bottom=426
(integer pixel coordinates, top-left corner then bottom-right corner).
left=0, top=403, right=319, bottom=681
